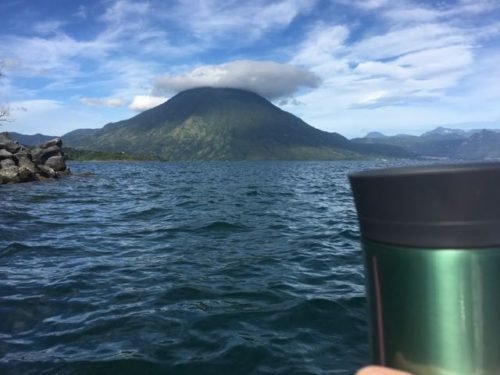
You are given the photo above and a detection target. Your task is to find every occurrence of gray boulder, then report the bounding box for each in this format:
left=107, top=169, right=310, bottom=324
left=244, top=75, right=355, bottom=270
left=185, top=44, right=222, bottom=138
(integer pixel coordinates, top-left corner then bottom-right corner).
left=31, top=145, right=61, bottom=164
left=0, top=140, right=21, bottom=154
left=18, top=166, right=36, bottom=182
left=15, top=152, right=37, bottom=174
left=0, top=149, right=13, bottom=160
left=44, top=155, right=66, bottom=171
left=1, top=158, right=16, bottom=169
left=40, top=138, right=62, bottom=149
left=0, top=166, right=20, bottom=183
left=37, top=164, right=57, bottom=178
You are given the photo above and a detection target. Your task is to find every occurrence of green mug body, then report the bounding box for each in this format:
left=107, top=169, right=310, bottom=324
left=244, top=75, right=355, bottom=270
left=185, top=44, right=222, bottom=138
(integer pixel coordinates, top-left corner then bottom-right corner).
left=364, top=240, right=500, bottom=375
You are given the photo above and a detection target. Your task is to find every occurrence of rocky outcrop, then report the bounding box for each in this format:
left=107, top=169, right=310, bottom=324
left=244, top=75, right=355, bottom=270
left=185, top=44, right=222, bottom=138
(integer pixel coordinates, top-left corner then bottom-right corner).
left=0, top=132, right=70, bottom=184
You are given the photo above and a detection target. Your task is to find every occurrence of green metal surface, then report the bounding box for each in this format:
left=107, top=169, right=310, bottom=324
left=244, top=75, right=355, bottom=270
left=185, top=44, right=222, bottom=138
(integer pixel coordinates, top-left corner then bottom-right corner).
left=363, top=241, right=500, bottom=375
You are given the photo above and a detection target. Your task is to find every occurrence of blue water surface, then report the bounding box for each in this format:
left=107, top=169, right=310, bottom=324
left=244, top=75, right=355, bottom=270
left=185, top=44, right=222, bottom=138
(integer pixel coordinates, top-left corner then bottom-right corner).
left=0, top=160, right=411, bottom=374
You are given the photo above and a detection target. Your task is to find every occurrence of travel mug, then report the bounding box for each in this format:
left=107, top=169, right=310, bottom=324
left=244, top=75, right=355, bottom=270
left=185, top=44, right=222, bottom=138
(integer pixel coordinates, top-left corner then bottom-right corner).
left=349, top=162, right=500, bottom=375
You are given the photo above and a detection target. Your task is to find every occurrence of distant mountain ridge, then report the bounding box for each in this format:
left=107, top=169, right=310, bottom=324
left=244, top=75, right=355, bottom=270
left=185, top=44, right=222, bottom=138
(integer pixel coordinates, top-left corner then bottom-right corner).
left=62, top=87, right=408, bottom=160
left=6, top=132, right=56, bottom=146
left=352, top=126, right=500, bottom=160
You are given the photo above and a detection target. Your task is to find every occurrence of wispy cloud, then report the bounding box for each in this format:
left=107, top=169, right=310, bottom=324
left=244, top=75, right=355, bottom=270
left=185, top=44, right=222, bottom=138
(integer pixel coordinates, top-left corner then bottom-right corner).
left=384, top=0, right=500, bottom=22
left=80, top=96, right=125, bottom=108
left=168, top=0, right=316, bottom=41
left=0, top=0, right=175, bottom=108
left=335, top=0, right=388, bottom=10
left=350, top=23, right=472, bottom=61
left=289, top=2, right=493, bottom=110
left=32, top=20, right=64, bottom=35
left=101, top=0, right=150, bottom=23
left=129, top=95, right=168, bottom=112
left=0, top=34, right=111, bottom=80
left=292, top=24, right=349, bottom=68
left=74, top=5, right=87, bottom=19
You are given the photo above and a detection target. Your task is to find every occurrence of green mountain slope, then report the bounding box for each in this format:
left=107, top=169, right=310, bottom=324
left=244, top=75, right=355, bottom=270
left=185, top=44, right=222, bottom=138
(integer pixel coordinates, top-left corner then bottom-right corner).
left=63, top=87, right=408, bottom=160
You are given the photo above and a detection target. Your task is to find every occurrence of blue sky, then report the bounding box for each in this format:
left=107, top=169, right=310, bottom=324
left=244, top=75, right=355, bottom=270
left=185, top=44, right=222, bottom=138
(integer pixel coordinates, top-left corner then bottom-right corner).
left=0, top=0, right=499, bottom=137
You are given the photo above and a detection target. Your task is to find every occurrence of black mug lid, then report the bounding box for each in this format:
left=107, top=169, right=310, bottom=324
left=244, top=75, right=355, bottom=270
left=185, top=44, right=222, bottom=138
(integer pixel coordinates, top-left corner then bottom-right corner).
left=349, top=162, right=500, bottom=248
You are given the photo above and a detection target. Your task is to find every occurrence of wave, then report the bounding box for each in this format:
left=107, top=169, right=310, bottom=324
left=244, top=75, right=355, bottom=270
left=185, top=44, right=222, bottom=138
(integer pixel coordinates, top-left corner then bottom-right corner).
left=193, top=221, right=250, bottom=233
left=0, top=242, right=34, bottom=257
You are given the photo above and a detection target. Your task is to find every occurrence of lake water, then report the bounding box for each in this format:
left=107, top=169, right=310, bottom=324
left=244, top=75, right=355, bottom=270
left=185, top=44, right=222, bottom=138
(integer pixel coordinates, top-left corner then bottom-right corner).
left=1, top=160, right=416, bottom=374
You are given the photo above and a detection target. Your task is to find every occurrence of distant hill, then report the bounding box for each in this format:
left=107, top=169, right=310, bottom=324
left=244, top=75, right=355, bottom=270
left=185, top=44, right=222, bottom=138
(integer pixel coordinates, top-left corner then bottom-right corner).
left=7, top=132, right=56, bottom=146
left=63, top=87, right=409, bottom=161
left=421, top=126, right=469, bottom=138
left=352, top=127, right=500, bottom=160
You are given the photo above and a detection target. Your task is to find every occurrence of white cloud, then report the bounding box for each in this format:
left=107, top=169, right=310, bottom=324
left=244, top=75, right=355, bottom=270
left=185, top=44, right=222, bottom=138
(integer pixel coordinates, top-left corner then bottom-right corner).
left=153, top=60, right=320, bottom=100
left=292, top=25, right=349, bottom=67
left=0, top=34, right=110, bottom=79
left=98, top=0, right=163, bottom=52
left=169, top=0, right=316, bottom=41
left=456, top=0, right=500, bottom=14
left=290, top=12, right=478, bottom=111
left=336, top=0, right=388, bottom=10
left=80, top=96, right=125, bottom=108
left=33, top=20, right=64, bottom=35
left=357, top=90, right=389, bottom=105
left=253, top=0, right=316, bottom=31
left=352, top=45, right=474, bottom=101
left=129, top=95, right=168, bottom=112
left=0, top=0, right=187, bottom=84
left=350, top=23, right=472, bottom=61
left=101, top=0, right=150, bottom=24
left=74, top=5, right=87, bottom=19
left=0, top=1, right=183, bottom=108
left=384, top=0, right=500, bottom=23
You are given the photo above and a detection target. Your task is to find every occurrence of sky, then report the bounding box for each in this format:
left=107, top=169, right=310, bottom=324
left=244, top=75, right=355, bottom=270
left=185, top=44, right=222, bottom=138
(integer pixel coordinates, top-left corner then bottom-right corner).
left=0, top=0, right=499, bottom=138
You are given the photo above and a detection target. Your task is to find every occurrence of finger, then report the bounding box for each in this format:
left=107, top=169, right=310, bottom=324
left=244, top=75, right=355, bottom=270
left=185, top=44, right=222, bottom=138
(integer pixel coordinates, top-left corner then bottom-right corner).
left=356, top=365, right=412, bottom=375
